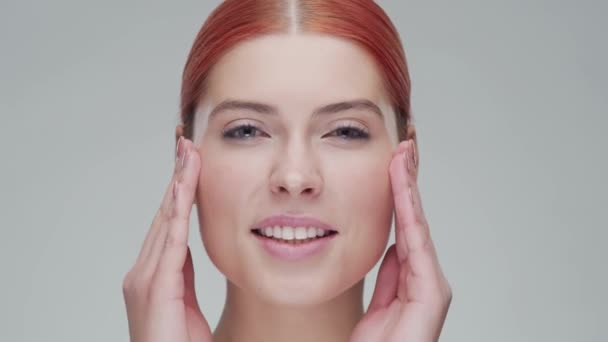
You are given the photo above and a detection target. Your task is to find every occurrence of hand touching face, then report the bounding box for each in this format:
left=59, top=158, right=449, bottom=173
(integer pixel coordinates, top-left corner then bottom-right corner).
left=122, top=137, right=213, bottom=342
left=190, top=33, right=399, bottom=306
left=351, top=139, right=453, bottom=342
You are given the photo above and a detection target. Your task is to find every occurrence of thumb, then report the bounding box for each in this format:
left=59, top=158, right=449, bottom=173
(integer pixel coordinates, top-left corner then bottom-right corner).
left=367, top=244, right=400, bottom=312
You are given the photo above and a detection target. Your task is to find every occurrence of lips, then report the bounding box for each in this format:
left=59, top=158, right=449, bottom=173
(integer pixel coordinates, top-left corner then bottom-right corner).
left=251, top=214, right=338, bottom=261
left=252, top=214, right=339, bottom=233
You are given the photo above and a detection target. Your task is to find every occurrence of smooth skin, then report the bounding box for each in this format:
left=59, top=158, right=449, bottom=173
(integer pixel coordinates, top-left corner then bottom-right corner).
left=122, top=132, right=452, bottom=341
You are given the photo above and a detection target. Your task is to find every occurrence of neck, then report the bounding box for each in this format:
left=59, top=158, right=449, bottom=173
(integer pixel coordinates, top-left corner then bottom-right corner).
left=213, top=279, right=365, bottom=342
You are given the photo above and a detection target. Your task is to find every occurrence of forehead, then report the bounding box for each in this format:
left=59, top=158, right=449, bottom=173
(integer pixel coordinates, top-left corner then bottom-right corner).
left=204, top=33, right=388, bottom=109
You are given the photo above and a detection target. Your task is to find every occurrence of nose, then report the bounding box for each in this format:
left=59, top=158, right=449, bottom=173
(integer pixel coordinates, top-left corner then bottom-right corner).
left=269, top=145, right=323, bottom=199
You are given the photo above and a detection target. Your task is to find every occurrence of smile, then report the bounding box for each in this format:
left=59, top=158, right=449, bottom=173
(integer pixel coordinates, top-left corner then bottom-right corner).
left=251, top=226, right=338, bottom=243
left=250, top=213, right=339, bottom=261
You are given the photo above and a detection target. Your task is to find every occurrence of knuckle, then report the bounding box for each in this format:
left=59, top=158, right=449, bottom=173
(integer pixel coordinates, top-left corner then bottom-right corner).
left=420, top=232, right=434, bottom=252
left=122, top=270, right=136, bottom=295
left=444, top=283, right=453, bottom=303
left=122, top=268, right=150, bottom=299
left=164, top=220, right=187, bottom=247
left=433, top=280, right=452, bottom=308
left=165, top=231, right=179, bottom=248
left=151, top=209, right=163, bottom=227
left=158, top=203, right=170, bottom=220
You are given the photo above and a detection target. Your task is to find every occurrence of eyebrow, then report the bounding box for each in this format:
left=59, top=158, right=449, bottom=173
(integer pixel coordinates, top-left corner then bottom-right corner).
left=207, top=98, right=384, bottom=120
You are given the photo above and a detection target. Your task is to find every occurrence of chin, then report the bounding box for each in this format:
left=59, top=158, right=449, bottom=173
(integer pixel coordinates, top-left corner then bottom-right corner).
left=248, top=269, right=353, bottom=307
left=220, top=239, right=385, bottom=309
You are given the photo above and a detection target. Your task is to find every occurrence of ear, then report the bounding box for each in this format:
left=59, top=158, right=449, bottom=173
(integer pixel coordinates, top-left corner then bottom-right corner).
left=175, top=124, right=185, bottom=146
left=405, top=123, right=417, bottom=142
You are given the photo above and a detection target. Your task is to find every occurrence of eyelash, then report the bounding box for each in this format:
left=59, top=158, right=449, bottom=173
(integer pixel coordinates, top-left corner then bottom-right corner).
left=222, top=123, right=370, bottom=140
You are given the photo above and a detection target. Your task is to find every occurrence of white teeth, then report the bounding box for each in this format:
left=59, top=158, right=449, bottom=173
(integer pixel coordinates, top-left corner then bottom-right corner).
left=256, top=226, right=335, bottom=241
left=281, top=226, right=295, bottom=240
left=264, top=227, right=273, bottom=237
left=273, top=226, right=282, bottom=239
left=294, top=227, right=308, bottom=240
left=307, top=226, right=317, bottom=238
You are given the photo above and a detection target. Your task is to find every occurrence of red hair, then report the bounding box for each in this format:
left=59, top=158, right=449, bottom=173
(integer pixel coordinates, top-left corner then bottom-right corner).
left=180, top=0, right=411, bottom=141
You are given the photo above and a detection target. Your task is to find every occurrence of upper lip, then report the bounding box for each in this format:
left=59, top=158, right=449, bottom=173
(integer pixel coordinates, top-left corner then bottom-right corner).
left=253, top=214, right=339, bottom=232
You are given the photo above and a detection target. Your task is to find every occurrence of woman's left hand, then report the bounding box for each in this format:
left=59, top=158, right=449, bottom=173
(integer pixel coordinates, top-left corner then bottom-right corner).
left=350, top=140, right=452, bottom=342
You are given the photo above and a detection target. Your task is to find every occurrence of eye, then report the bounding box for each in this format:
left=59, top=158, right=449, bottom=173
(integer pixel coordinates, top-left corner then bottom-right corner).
left=222, top=123, right=268, bottom=140
left=325, top=123, right=370, bottom=140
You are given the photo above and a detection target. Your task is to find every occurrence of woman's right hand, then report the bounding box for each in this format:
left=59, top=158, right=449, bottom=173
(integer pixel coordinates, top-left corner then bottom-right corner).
left=122, top=137, right=213, bottom=342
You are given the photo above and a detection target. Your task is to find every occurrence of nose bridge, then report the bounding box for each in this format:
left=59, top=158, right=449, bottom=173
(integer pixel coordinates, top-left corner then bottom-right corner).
left=271, top=137, right=322, bottom=196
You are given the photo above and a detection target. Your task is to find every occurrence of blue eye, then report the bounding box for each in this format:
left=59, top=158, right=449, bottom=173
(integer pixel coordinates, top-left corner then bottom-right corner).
left=326, top=124, right=370, bottom=140
left=223, top=124, right=266, bottom=140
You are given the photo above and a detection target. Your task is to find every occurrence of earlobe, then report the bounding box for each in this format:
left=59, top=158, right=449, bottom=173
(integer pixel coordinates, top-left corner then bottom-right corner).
left=175, top=124, right=185, bottom=143
left=405, top=124, right=417, bottom=143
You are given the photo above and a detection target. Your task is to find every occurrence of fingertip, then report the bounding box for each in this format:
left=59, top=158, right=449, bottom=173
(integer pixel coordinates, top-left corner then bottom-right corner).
left=388, top=150, right=406, bottom=176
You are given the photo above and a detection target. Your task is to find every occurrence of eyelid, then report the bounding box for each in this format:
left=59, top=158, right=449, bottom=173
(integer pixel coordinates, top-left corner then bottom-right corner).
left=331, top=120, right=370, bottom=133
left=223, top=119, right=263, bottom=130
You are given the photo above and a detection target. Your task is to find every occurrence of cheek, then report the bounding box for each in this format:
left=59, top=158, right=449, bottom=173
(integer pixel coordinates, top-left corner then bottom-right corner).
left=194, top=152, right=257, bottom=273
left=354, top=163, right=393, bottom=241
left=329, top=153, right=393, bottom=225
left=197, top=148, right=263, bottom=212
left=330, top=154, right=394, bottom=281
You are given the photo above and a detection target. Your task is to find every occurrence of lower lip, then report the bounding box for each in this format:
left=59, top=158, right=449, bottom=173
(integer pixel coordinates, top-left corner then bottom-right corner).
left=252, top=232, right=337, bottom=262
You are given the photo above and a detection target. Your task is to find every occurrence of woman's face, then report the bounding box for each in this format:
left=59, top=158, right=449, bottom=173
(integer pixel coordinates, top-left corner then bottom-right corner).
left=191, top=33, right=399, bottom=306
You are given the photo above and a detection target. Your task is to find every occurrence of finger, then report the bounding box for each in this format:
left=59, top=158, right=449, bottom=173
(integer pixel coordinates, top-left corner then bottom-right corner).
left=399, top=140, right=440, bottom=280
left=390, top=141, right=432, bottom=272
left=153, top=140, right=201, bottom=298
left=135, top=136, right=185, bottom=267
left=390, top=141, right=414, bottom=263
left=408, top=165, right=446, bottom=283
left=391, top=140, right=410, bottom=262
left=393, top=204, right=408, bottom=262
left=367, top=244, right=400, bottom=312
left=183, top=246, right=202, bottom=313
left=183, top=247, right=213, bottom=341
left=141, top=179, right=179, bottom=280
left=392, top=139, right=417, bottom=179
left=392, top=140, right=409, bottom=158
left=145, top=138, right=198, bottom=275
left=138, top=138, right=186, bottom=279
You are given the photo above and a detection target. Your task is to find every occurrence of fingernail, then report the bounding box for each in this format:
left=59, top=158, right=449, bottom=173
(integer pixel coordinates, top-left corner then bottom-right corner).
left=412, top=141, right=418, bottom=168
left=181, top=148, right=189, bottom=170
left=406, top=140, right=414, bottom=171
left=176, top=136, right=183, bottom=163
left=403, top=150, right=410, bottom=171
left=175, top=137, right=184, bottom=173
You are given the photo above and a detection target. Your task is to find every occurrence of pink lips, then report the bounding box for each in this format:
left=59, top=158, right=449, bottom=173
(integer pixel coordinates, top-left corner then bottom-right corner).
left=253, top=214, right=338, bottom=232
left=252, top=214, right=338, bottom=262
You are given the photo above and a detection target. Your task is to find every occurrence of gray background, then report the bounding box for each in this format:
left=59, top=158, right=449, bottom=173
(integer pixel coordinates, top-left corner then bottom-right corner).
left=1, top=0, right=606, bottom=341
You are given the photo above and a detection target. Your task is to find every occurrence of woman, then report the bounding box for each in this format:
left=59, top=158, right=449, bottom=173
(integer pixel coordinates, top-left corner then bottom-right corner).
left=122, top=1, right=452, bottom=341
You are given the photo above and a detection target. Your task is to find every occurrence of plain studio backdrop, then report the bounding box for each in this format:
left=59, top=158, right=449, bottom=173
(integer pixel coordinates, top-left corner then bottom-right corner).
left=1, top=0, right=606, bottom=341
